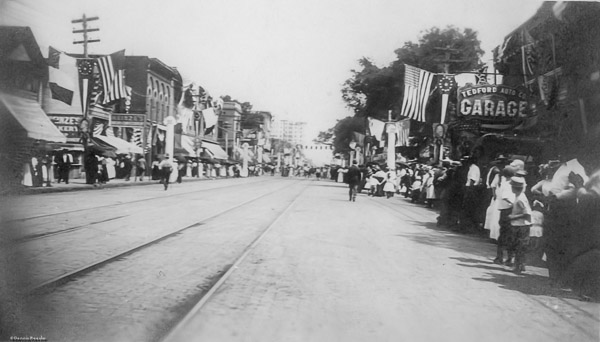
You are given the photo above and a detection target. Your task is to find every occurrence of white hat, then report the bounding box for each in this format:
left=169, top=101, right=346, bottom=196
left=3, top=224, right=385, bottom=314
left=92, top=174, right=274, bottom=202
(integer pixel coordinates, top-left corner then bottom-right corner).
left=510, top=176, right=526, bottom=188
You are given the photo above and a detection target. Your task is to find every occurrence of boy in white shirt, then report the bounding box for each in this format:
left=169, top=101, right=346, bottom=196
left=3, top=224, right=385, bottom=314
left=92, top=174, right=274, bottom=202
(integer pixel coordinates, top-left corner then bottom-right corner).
left=508, top=176, right=532, bottom=274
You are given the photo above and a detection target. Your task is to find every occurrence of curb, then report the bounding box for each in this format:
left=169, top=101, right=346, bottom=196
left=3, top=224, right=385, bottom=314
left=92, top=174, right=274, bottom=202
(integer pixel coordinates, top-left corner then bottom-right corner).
left=17, top=177, right=228, bottom=195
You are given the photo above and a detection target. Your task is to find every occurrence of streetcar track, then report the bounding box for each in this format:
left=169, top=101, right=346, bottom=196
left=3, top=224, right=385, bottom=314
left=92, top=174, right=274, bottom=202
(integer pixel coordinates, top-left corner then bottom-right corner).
left=14, top=215, right=129, bottom=243
left=4, top=178, right=268, bottom=224
left=160, top=182, right=308, bottom=342
left=27, top=180, right=303, bottom=295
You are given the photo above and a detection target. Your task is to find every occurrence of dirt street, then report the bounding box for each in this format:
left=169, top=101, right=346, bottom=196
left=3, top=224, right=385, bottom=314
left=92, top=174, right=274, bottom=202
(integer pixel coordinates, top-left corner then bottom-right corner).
left=168, top=180, right=599, bottom=342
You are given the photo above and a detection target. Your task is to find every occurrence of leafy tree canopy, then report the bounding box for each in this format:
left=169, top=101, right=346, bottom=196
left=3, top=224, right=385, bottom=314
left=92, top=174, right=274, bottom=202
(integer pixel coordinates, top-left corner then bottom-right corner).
left=341, top=26, right=484, bottom=121
left=314, top=127, right=334, bottom=144
left=332, top=116, right=366, bottom=154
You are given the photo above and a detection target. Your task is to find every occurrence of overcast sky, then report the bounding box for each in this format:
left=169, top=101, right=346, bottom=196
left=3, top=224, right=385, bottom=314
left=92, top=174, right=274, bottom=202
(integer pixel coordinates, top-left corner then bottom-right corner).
left=1, top=0, right=544, bottom=139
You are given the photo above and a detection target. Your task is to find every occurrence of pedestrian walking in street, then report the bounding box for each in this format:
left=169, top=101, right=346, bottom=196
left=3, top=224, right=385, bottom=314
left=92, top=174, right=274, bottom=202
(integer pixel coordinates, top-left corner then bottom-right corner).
left=508, top=176, right=532, bottom=274
left=346, top=160, right=362, bottom=202
left=159, top=154, right=174, bottom=190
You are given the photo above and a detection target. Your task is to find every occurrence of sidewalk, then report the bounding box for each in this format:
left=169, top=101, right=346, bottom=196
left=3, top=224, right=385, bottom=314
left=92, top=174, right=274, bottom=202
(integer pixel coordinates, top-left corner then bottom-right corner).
left=20, top=176, right=224, bottom=195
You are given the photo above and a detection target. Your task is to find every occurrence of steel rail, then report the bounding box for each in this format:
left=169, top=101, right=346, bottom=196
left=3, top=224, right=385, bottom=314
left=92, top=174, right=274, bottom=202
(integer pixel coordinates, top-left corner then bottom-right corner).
left=10, top=178, right=272, bottom=244
left=160, top=182, right=308, bottom=342
left=27, top=180, right=303, bottom=295
left=4, top=177, right=268, bottom=224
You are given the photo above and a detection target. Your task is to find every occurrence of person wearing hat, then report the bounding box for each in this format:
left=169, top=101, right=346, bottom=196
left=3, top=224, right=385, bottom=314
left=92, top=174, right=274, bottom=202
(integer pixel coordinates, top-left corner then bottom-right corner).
left=507, top=176, right=532, bottom=274
left=485, top=154, right=509, bottom=190
left=346, top=160, right=362, bottom=202
left=489, top=165, right=516, bottom=265
left=158, top=153, right=174, bottom=190
left=460, top=156, right=482, bottom=232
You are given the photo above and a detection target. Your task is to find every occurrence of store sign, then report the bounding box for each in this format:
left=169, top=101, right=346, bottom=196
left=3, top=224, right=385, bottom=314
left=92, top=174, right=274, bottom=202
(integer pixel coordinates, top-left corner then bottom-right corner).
left=112, top=114, right=146, bottom=127
left=457, top=85, right=531, bottom=120
left=48, top=115, right=81, bottom=140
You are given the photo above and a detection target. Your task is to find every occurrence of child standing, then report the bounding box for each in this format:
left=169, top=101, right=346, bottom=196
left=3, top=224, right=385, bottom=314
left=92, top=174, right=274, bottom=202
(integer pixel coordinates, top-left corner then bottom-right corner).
left=383, top=172, right=396, bottom=199
left=529, top=200, right=545, bottom=262
left=508, top=176, right=532, bottom=274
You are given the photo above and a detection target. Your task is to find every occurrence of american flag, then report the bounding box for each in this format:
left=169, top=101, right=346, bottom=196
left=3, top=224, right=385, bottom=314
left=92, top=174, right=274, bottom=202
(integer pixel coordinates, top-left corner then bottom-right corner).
left=96, top=50, right=126, bottom=104
left=399, top=64, right=434, bottom=122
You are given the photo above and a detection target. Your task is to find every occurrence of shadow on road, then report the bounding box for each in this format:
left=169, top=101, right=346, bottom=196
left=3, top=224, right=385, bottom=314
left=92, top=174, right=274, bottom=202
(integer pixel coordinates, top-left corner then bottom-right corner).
left=471, top=271, right=583, bottom=300
left=395, top=220, right=582, bottom=300
left=395, top=223, right=495, bottom=261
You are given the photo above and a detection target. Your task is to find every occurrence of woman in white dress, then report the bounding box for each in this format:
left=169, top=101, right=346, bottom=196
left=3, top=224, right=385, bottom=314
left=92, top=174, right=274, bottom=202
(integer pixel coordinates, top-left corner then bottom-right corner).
left=337, top=167, right=347, bottom=183
left=383, top=170, right=397, bottom=198
left=106, top=157, right=116, bottom=179
left=425, top=168, right=437, bottom=207
left=485, top=167, right=514, bottom=240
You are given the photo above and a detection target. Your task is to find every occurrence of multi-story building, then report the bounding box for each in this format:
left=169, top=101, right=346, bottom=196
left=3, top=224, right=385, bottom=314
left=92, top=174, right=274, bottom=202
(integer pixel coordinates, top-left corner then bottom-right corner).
left=0, top=26, right=66, bottom=189
left=217, top=101, right=242, bottom=159
left=122, top=56, right=182, bottom=159
left=271, top=119, right=307, bottom=146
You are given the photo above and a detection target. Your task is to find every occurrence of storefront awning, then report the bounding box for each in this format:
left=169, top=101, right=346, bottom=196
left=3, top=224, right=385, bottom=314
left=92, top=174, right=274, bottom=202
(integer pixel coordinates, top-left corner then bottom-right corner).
left=89, top=137, right=118, bottom=158
left=94, top=134, right=143, bottom=154
left=202, top=140, right=228, bottom=160
left=0, top=91, right=66, bottom=143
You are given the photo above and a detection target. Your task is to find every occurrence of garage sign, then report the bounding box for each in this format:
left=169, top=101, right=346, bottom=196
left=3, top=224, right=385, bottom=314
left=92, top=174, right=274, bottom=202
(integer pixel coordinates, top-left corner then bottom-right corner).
left=457, top=85, right=531, bottom=120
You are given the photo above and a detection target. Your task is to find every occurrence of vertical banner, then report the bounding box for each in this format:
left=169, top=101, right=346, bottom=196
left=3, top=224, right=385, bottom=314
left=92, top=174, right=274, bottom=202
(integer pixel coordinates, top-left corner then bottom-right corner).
left=437, top=75, right=456, bottom=124
left=77, top=59, right=95, bottom=116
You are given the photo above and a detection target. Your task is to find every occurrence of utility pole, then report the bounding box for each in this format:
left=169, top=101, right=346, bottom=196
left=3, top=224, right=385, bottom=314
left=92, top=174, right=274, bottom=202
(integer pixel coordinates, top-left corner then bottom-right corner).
left=72, top=14, right=100, bottom=58
left=433, top=46, right=470, bottom=74
left=72, top=14, right=99, bottom=185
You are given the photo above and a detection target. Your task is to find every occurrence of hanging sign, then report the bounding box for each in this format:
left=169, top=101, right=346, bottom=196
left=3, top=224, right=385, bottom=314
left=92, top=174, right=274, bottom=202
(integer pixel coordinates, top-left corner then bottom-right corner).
left=457, top=85, right=531, bottom=121
left=48, top=115, right=81, bottom=141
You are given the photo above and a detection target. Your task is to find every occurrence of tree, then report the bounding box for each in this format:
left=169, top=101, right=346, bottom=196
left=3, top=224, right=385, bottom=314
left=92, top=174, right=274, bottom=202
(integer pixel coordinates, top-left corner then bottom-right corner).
left=313, top=127, right=334, bottom=144
left=393, top=26, right=483, bottom=74
left=332, top=116, right=366, bottom=154
left=341, top=26, right=484, bottom=121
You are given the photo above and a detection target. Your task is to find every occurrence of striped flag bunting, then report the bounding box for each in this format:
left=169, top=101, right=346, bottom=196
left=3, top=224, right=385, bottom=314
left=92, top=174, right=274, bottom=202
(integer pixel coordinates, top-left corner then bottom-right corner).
left=77, top=59, right=94, bottom=114
left=96, top=50, right=127, bottom=104
left=89, top=64, right=104, bottom=109
left=93, top=122, right=104, bottom=137
left=399, top=64, right=434, bottom=122
left=131, top=129, right=143, bottom=147
left=105, top=126, right=115, bottom=137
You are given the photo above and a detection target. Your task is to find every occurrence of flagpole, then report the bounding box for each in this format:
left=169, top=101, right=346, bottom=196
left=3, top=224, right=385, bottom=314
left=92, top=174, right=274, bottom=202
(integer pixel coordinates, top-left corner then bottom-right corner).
left=386, top=110, right=396, bottom=171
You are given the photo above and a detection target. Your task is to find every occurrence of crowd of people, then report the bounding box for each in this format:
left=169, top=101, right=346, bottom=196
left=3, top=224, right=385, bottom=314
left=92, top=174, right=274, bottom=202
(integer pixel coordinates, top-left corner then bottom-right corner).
left=328, top=152, right=599, bottom=300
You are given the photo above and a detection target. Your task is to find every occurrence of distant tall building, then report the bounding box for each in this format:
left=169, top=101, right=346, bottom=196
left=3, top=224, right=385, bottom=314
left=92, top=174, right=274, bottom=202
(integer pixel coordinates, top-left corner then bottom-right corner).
left=271, top=119, right=307, bottom=145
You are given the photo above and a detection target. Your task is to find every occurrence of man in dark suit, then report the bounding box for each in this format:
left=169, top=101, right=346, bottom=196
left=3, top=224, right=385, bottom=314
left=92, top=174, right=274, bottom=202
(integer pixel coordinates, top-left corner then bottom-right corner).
left=347, top=160, right=362, bottom=202
left=58, top=149, right=73, bottom=184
